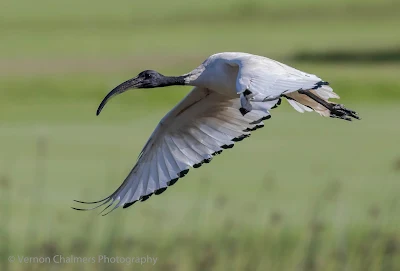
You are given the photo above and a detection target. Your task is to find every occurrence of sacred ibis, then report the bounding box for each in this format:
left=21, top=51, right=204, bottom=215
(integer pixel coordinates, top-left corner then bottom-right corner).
left=73, top=52, right=360, bottom=215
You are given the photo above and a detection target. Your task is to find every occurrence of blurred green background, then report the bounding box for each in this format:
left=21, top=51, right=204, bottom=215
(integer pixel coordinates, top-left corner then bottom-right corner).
left=1, top=0, right=400, bottom=270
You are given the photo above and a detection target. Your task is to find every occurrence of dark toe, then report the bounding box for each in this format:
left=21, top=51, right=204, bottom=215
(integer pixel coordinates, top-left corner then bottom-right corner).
left=330, top=104, right=360, bottom=121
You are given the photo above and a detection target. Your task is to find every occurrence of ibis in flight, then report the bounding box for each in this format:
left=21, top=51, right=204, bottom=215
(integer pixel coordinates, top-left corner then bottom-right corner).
left=73, top=52, right=360, bottom=215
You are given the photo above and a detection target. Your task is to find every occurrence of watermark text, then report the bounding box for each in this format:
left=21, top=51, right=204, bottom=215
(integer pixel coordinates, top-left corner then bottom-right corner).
left=8, top=255, right=157, bottom=265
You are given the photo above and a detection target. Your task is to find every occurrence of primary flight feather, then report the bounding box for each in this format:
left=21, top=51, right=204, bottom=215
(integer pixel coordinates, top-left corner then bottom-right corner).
left=73, top=52, right=360, bottom=215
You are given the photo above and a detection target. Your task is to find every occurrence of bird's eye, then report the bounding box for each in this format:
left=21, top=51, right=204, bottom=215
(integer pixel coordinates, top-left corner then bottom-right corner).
left=144, top=73, right=151, bottom=79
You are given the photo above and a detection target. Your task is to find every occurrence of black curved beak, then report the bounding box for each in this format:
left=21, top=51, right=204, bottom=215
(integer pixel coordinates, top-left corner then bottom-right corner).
left=96, top=77, right=141, bottom=116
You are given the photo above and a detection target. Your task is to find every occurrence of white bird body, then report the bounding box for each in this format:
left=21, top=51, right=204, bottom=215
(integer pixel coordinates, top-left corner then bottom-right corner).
left=188, top=52, right=315, bottom=94
left=186, top=52, right=337, bottom=115
left=74, top=52, right=360, bottom=215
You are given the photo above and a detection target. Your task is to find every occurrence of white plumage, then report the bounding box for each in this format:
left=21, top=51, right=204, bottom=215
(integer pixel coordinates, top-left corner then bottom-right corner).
left=73, top=52, right=359, bottom=215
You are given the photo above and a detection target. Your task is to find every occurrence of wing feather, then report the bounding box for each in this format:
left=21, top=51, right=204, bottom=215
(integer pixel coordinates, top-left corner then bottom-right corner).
left=73, top=86, right=279, bottom=214
left=161, top=139, right=182, bottom=177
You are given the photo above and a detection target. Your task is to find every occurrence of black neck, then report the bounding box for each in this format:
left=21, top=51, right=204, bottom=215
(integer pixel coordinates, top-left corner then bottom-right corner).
left=159, top=75, right=186, bottom=87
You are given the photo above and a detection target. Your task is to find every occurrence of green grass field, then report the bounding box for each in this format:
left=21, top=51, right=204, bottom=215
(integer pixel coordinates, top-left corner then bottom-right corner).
left=1, top=0, right=400, bottom=270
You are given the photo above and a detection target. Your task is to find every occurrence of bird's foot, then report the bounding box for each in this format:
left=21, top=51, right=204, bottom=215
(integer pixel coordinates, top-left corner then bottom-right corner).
left=329, top=104, right=360, bottom=121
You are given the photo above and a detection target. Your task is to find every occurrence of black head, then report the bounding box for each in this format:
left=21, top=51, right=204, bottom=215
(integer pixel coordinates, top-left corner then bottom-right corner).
left=96, top=70, right=186, bottom=115
left=136, top=70, right=165, bottom=88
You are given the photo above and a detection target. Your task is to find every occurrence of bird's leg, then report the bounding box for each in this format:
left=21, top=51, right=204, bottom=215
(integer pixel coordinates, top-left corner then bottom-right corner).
left=298, top=89, right=360, bottom=121
left=239, top=89, right=253, bottom=116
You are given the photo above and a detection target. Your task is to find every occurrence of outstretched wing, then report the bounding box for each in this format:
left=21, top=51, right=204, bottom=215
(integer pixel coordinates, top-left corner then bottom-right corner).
left=73, top=86, right=280, bottom=215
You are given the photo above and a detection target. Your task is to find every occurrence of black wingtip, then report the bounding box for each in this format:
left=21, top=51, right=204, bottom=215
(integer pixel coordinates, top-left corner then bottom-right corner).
left=178, top=169, right=189, bottom=177
left=155, top=187, right=167, bottom=195
left=123, top=200, right=138, bottom=209
left=71, top=207, right=91, bottom=211
left=239, top=107, right=250, bottom=116
left=73, top=198, right=107, bottom=204
left=140, top=193, right=153, bottom=202
left=167, top=178, right=179, bottom=186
